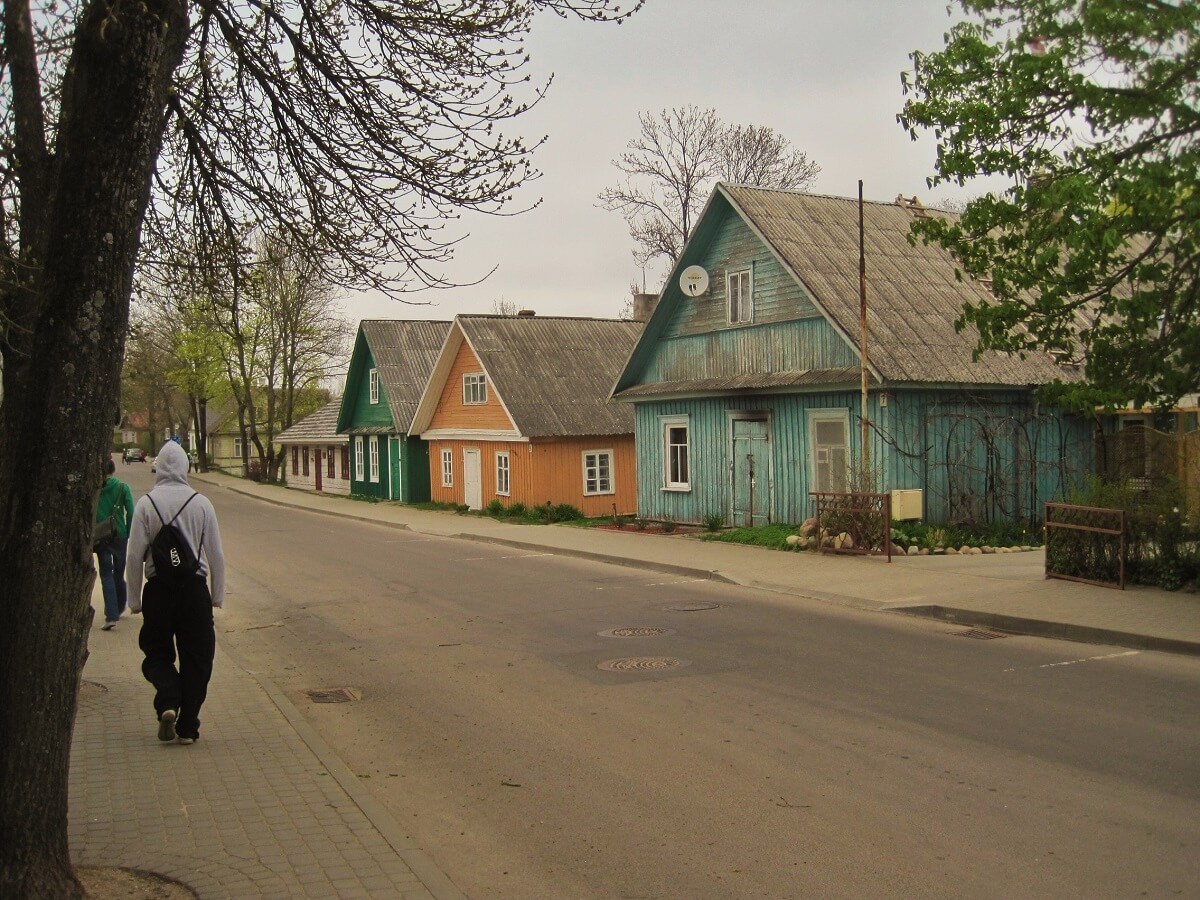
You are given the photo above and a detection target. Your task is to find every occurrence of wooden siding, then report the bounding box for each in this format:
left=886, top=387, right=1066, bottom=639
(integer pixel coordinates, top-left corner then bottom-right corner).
left=427, top=340, right=515, bottom=431
left=632, top=390, right=1094, bottom=527
left=343, top=344, right=395, bottom=431
left=644, top=318, right=859, bottom=384
left=400, top=435, right=432, bottom=503
left=664, top=211, right=820, bottom=338
left=285, top=444, right=351, bottom=496
left=349, top=434, right=390, bottom=499
left=428, top=436, right=637, bottom=516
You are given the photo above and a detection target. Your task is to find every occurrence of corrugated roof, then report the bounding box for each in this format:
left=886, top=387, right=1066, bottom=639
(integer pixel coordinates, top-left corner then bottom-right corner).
left=457, top=315, right=642, bottom=437
left=719, top=185, right=1072, bottom=386
left=275, top=399, right=345, bottom=443
left=359, top=320, right=452, bottom=431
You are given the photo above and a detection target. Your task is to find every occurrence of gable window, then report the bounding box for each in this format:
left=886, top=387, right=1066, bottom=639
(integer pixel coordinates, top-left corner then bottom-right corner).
left=291, top=447, right=299, bottom=476
left=662, top=415, right=690, bottom=490
left=369, top=368, right=380, bottom=404
left=809, top=410, right=850, bottom=493
left=302, top=447, right=310, bottom=476
left=583, top=450, right=614, bottom=495
left=368, top=438, right=380, bottom=482
left=463, top=372, right=487, bottom=405
left=495, top=451, right=511, bottom=496
left=728, top=268, right=753, bottom=324
left=354, top=436, right=364, bottom=481
left=328, top=446, right=336, bottom=479
left=441, top=449, right=454, bottom=487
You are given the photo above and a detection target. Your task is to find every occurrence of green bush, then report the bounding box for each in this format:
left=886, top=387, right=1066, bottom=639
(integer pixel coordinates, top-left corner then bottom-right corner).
left=506, top=502, right=527, bottom=518
left=485, top=498, right=505, bottom=516
left=702, top=513, right=724, bottom=533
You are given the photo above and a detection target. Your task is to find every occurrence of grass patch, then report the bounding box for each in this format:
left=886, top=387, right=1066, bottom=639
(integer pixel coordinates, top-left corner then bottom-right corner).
left=701, top=524, right=798, bottom=549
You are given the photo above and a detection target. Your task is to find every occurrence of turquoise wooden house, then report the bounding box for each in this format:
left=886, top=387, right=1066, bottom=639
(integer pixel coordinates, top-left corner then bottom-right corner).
left=611, top=185, right=1096, bottom=528
left=337, top=320, right=452, bottom=502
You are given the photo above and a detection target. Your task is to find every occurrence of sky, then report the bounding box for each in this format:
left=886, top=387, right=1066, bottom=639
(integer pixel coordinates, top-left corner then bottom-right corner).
left=343, top=0, right=980, bottom=326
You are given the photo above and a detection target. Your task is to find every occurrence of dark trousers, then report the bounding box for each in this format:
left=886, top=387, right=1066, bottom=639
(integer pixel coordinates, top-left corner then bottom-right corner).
left=96, top=537, right=128, bottom=623
left=139, top=576, right=216, bottom=740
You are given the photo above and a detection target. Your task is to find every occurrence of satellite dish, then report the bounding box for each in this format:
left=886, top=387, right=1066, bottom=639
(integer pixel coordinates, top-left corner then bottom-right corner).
left=679, top=265, right=710, bottom=297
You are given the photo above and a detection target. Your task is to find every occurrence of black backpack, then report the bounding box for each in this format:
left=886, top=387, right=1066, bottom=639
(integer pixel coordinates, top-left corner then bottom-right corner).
left=147, top=493, right=204, bottom=584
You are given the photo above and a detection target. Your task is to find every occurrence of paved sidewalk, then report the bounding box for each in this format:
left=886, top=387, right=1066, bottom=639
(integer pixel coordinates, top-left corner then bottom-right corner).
left=70, top=583, right=466, bottom=899
left=202, top=472, right=1200, bottom=656
left=70, top=472, right=1199, bottom=898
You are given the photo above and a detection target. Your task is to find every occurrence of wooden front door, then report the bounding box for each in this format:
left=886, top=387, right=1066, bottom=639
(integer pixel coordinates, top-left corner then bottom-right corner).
left=731, top=417, right=770, bottom=526
left=463, top=448, right=482, bottom=510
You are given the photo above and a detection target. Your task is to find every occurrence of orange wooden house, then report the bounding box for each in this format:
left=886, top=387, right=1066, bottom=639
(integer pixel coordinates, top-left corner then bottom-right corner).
left=409, top=313, right=643, bottom=516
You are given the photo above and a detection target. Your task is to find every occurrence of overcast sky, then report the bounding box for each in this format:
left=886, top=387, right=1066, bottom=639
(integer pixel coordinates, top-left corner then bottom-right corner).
left=344, top=0, right=979, bottom=325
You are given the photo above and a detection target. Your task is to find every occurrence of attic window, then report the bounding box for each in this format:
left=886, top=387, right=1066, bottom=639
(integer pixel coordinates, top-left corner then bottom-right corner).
left=463, top=372, right=487, bottom=405
left=728, top=268, right=753, bottom=324
left=369, top=368, right=380, bottom=404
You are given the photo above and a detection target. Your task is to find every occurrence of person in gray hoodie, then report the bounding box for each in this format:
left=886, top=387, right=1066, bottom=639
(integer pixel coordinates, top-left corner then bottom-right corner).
left=126, top=441, right=226, bottom=745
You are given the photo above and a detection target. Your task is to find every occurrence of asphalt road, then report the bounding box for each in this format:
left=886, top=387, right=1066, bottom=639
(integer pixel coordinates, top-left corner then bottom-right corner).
left=123, top=462, right=1200, bottom=899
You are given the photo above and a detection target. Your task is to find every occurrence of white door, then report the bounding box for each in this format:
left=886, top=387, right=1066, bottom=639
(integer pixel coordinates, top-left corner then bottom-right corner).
left=463, top=448, right=482, bottom=510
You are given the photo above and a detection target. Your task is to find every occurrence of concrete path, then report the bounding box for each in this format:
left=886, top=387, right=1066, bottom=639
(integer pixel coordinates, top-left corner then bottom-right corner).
left=70, top=471, right=1200, bottom=898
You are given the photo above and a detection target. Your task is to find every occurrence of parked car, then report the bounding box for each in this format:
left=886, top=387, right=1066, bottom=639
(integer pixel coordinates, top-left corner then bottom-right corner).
left=123, top=448, right=144, bottom=463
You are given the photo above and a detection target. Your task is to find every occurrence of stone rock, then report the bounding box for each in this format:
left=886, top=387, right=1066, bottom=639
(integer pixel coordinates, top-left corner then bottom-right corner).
left=945, top=546, right=959, bottom=555
left=1020, top=545, right=1033, bottom=552
left=918, top=547, right=930, bottom=556
left=969, top=547, right=983, bottom=555
left=799, top=517, right=819, bottom=536
left=981, top=546, right=995, bottom=554
left=833, top=532, right=855, bottom=550
left=933, top=547, right=946, bottom=555
left=908, top=545, right=921, bottom=556
left=785, top=534, right=802, bottom=546
left=959, top=545, right=972, bottom=555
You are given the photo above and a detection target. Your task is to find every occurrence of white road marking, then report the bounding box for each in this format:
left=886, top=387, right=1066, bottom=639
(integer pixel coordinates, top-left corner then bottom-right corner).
left=1004, top=650, right=1140, bottom=672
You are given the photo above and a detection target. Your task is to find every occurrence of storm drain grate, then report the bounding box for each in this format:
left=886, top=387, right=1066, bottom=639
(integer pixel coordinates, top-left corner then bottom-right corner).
left=664, top=602, right=720, bottom=612
left=598, top=627, right=676, bottom=638
left=306, top=687, right=362, bottom=703
left=598, top=656, right=690, bottom=673
left=949, top=627, right=1008, bottom=640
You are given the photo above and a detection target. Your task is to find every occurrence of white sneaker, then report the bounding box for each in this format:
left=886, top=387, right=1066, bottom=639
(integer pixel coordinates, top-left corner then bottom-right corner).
left=157, top=709, right=177, bottom=742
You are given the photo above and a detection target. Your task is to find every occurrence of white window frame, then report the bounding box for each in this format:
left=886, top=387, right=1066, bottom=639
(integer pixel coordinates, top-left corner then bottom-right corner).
left=369, top=368, right=380, bottom=404
left=661, top=415, right=691, bottom=491
left=354, top=436, right=365, bottom=482
left=441, top=449, right=454, bottom=487
left=368, top=437, right=380, bottom=483
left=463, top=372, right=487, bottom=405
left=495, top=451, right=511, bottom=496
left=728, top=267, right=754, bottom=324
left=807, top=408, right=851, bottom=494
left=582, top=449, right=615, bottom=496
left=233, top=437, right=243, bottom=458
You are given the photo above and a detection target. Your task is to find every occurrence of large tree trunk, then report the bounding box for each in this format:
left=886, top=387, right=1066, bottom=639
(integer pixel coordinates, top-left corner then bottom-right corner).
left=0, top=0, right=187, bottom=895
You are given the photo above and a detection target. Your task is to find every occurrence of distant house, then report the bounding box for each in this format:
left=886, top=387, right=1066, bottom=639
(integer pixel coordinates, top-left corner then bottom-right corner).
left=205, top=405, right=244, bottom=469
left=611, top=184, right=1095, bottom=527
left=337, top=320, right=452, bottom=502
left=1098, top=397, right=1200, bottom=512
left=275, top=399, right=350, bottom=495
left=410, top=313, right=642, bottom=514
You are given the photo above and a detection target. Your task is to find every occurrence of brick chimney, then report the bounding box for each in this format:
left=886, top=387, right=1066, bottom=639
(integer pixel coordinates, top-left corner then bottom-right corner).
left=632, top=293, right=658, bottom=322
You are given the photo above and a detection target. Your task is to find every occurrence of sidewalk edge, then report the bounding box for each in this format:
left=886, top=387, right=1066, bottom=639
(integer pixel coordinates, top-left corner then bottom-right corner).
left=889, top=605, right=1200, bottom=657
left=217, top=641, right=469, bottom=900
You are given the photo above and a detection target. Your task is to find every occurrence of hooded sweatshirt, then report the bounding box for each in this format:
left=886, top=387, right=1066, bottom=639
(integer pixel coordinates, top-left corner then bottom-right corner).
left=125, top=442, right=226, bottom=612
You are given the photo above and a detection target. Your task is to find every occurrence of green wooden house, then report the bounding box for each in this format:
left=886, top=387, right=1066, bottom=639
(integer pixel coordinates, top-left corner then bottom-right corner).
left=337, top=320, right=452, bottom=501
left=611, top=185, right=1096, bottom=528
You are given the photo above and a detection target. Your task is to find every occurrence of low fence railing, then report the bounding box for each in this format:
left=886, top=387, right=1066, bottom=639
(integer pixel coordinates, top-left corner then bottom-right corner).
left=1044, top=502, right=1126, bottom=589
left=810, top=492, right=893, bottom=562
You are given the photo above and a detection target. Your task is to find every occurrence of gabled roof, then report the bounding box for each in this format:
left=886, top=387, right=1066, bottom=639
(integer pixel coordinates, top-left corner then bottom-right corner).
left=411, top=315, right=642, bottom=438
left=339, top=320, right=452, bottom=433
left=616, top=184, right=1072, bottom=396
left=275, top=399, right=346, bottom=444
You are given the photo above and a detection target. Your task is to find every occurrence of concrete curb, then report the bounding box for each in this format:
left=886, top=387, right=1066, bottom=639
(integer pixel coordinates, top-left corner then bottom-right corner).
left=890, top=605, right=1200, bottom=657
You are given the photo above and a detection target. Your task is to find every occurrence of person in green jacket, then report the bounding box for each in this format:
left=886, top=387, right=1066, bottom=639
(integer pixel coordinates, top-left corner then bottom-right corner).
left=96, top=457, right=135, bottom=629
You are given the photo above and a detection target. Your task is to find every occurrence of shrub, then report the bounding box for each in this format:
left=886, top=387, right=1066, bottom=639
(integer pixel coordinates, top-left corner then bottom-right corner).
left=548, top=503, right=582, bottom=523
left=660, top=519, right=677, bottom=533
left=485, top=498, right=505, bottom=517
left=702, top=513, right=724, bottom=533
left=507, top=502, right=527, bottom=518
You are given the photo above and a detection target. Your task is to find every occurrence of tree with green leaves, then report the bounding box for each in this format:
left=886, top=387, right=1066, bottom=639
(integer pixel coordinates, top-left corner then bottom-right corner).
left=0, top=0, right=641, bottom=894
left=898, top=0, right=1200, bottom=411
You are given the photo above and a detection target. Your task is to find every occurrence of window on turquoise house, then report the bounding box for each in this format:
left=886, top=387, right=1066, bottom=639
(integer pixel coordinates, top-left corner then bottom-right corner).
left=354, top=436, right=364, bottom=481
left=808, top=409, right=850, bottom=492
left=728, top=268, right=753, bottom=324
left=463, top=372, right=487, bottom=405
left=661, top=415, right=690, bottom=490
left=369, top=438, right=380, bottom=482
left=495, top=451, right=511, bottom=496
left=441, top=449, right=454, bottom=487
left=583, top=450, right=614, bottom=495
left=369, top=368, right=380, bottom=404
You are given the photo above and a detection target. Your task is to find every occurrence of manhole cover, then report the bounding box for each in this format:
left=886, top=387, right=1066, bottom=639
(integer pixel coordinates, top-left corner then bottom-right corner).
left=598, top=657, right=690, bottom=672
left=664, top=602, right=720, bottom=612
left=598, top=627, right=676, bottom=638
left=306, top=687, right=362, bottom=703
left=949, top=627, right=1008, bottom=640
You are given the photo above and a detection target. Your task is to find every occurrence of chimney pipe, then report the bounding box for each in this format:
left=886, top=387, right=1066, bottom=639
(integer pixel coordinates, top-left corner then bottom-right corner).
left=632, top=293, right=658, bottom=323
left=516, top=309, right=535, bottom=317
